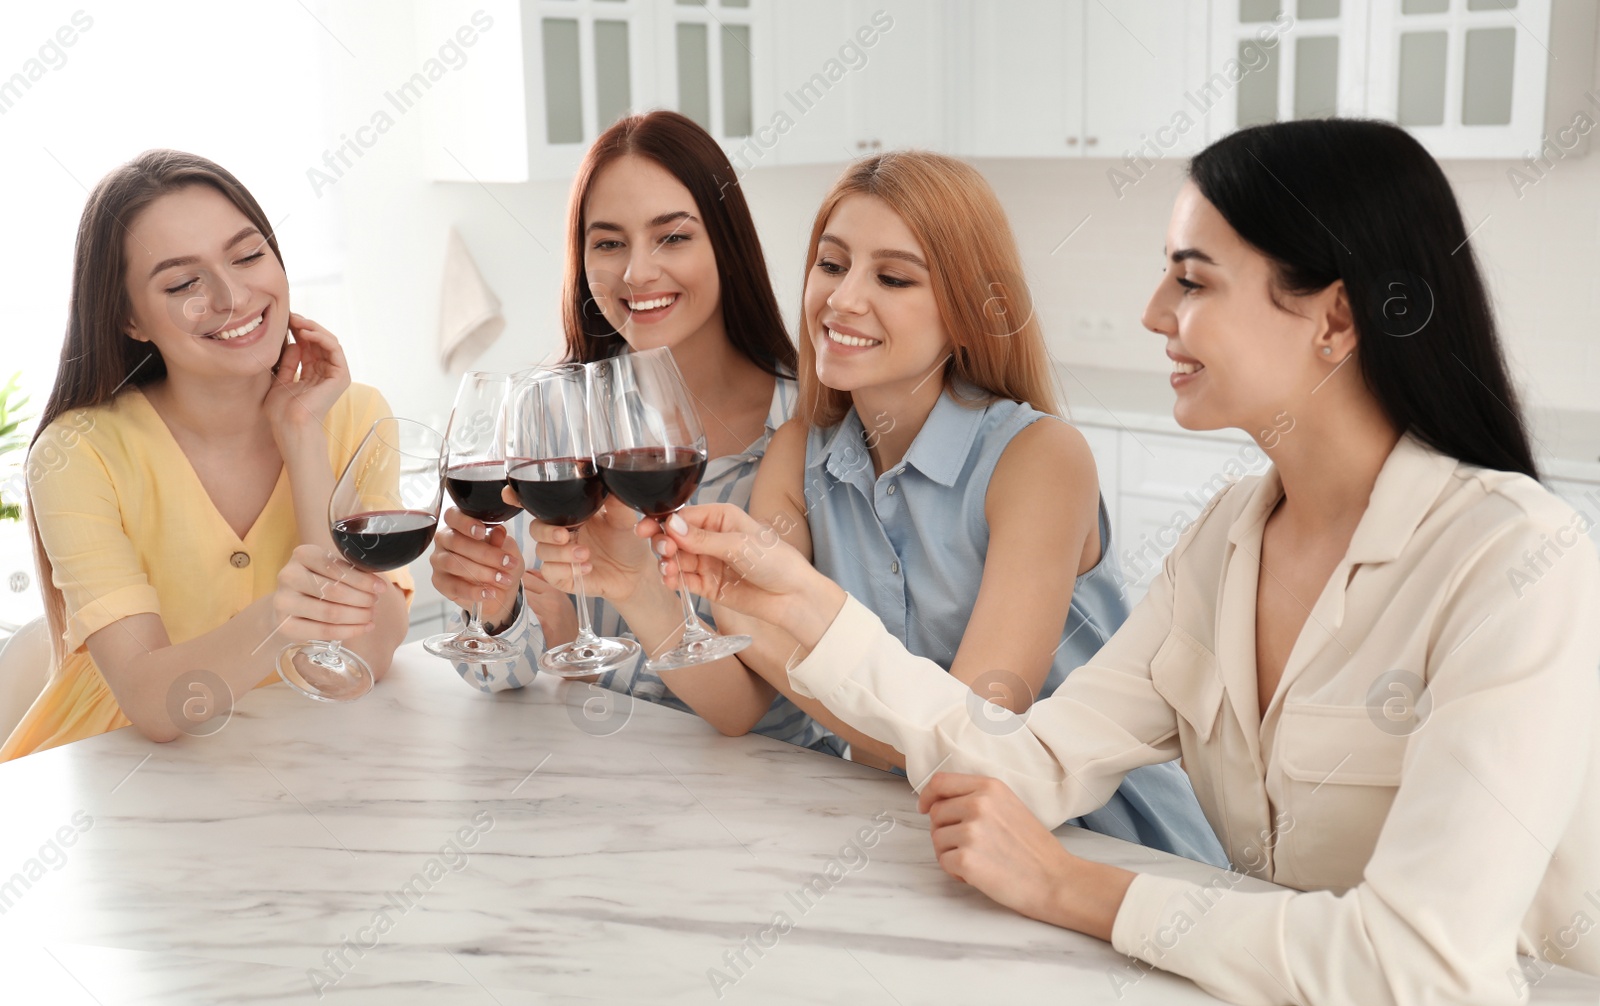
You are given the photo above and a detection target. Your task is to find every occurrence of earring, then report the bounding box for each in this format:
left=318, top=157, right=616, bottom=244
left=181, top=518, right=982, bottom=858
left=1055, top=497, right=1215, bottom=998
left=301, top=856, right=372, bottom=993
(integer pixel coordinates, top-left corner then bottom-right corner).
left=1321, top=346, right=1333, bottom=356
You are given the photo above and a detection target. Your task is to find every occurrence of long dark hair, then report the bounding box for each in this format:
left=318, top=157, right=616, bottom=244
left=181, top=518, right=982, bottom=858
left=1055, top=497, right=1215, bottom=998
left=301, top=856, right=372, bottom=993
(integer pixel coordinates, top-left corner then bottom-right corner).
left=27, top=149, right=283, bottom=666
left=1189, top=119, right=1538, bottom=480
left=561, top=110, right=796, bottom=377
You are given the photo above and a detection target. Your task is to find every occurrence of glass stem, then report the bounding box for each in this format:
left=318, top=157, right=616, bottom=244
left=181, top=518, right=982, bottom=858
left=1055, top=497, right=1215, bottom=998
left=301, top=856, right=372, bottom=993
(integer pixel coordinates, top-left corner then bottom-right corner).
left=675, top=571, right=712, bottom=643
left=571, top=526, right=599, bottom=644
left=464, top=599, right=489, bottom=638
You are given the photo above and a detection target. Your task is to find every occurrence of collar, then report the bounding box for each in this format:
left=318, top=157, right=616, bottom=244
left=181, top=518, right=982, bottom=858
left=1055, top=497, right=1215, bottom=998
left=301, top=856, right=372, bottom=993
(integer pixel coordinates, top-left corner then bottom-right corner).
left=809, top=383, right=991, bottom=488
left=1226, top=433, right=1461, bottom=566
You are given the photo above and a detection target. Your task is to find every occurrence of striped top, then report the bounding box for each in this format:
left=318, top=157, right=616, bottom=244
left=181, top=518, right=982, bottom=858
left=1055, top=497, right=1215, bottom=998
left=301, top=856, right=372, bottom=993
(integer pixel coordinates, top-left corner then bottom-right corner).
left=452, top=375, right=843, bottom=755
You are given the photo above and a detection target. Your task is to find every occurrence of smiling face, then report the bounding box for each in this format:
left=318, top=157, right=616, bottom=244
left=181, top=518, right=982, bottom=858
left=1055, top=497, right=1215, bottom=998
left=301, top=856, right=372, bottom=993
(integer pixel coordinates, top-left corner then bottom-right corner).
left=123, top=184, right=289, bottom=379
left=581, top=154, right=723, bottom=353
left=1142, top=181, right=1346, bottom=435
left=802, top=193, right=952, bottom=398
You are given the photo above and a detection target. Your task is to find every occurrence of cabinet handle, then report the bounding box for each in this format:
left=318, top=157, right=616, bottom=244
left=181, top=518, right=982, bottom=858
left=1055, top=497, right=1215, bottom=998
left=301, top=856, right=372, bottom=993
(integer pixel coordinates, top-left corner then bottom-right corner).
left=1067, top=136, right=1079, bottom=146
left=857, top=140, right=867, bottom=150
left=1086, top=136, right=1099, bottom=147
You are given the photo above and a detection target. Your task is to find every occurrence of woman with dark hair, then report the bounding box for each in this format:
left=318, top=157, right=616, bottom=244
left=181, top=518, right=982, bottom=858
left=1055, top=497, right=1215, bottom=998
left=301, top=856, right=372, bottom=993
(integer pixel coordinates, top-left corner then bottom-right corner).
left=2, top=150, right=412, bottom=759
left=429, top=111, right=838, bottom=754
left=643, top=119, right=1600, bottom=1001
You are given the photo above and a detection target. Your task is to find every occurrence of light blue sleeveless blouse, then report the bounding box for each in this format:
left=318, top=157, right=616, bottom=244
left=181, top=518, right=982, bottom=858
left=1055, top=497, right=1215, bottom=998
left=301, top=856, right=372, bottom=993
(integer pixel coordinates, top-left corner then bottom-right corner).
left=804, top=385, right=1226, bottom=866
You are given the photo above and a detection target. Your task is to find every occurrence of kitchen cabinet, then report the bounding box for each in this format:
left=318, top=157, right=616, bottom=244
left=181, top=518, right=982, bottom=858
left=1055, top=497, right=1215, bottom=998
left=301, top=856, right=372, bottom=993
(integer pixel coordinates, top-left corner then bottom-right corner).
left=956, top=0, right=1208, bottom=159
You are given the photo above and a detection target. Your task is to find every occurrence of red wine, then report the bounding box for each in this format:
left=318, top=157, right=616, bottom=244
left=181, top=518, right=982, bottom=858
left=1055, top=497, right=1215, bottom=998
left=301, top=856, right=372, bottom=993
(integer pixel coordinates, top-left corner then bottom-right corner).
left=332, top=510, right=437, bottom=571
left=596, top=447, right=707, bottom=518
left=445, top=460, right=519, bottom=524
left=508, top=457, right=605, bottom=529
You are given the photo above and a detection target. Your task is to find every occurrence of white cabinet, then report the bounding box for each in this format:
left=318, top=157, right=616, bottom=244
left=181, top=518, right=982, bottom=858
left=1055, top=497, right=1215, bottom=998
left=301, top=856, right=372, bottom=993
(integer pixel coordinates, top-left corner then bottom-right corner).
left=1202, top=0, right=1595, bottom=159
left=955, top=0, right=1208, bottom=159
left=1366, top=0, right=1557, bottom=158
left=1204, top=0, right=1370, bottom=140
left=767, top=1, right=943, bottom=166
left=1082, top=1, right=1212, bottom=158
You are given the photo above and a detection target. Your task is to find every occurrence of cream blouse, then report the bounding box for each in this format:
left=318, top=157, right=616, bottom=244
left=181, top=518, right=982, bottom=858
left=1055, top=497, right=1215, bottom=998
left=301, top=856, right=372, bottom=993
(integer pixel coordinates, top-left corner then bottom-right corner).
left=786, top=433, right=1600, bottom=1004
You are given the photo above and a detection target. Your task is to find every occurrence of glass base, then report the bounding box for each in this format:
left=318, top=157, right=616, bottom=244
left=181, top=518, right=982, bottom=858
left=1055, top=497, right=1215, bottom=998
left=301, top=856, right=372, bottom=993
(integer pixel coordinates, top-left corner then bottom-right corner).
left=278, top=642, right=374, bottom=703
left=424, top=629, right=522, bottom=663
left=645, top=632, right=752, bottom=672
left=539, top=635, right=642, bottom=678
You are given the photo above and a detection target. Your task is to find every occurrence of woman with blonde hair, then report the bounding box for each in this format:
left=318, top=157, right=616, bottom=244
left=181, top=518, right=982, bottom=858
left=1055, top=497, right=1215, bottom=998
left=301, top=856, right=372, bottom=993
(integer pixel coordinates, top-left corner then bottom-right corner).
left=677, top=150, right=1223, bottom=862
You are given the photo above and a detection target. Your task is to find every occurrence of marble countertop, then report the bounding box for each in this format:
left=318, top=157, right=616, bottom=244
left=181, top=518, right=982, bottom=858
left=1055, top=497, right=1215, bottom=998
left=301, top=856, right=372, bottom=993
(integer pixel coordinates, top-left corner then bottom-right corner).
left=3, top=643, right=1598, bottom=1005
left=1056, top=364, right=1600, bottom=482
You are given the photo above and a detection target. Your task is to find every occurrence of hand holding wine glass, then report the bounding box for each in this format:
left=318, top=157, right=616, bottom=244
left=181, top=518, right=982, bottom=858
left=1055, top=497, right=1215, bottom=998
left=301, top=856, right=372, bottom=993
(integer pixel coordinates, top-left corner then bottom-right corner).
left=507, top=364, right=641, bottom=675
left=591, top=348, right=750, bottom=670
left=425, top=372, right=523, bottom=663
left=277, top=417, right=445, bottom=702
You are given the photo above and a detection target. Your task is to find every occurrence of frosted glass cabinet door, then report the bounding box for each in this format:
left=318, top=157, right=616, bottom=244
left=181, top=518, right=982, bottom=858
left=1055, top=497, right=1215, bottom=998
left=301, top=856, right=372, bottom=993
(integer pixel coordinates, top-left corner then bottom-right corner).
left=1203, top=0, right=1370, bottom=143
left=659, top=0, right=769, bottom=148
left=525, top=0, right=660, bottom=179
left=1367, top=0, right=1552, bottom=157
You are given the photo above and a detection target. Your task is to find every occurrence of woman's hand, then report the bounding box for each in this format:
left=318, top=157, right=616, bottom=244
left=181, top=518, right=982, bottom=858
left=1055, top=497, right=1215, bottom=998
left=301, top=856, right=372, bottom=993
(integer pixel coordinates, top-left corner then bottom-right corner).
left=520, top=566, right=579, bottom=648
left=272, top=544, right=389, bottom=641
left=641, top=503, right=844, bottom=645
left=918, top=773, right=1084, bottom=923
left=264, top=313, right=352, bottom=444
left=429, top=505, right=524, bottom=626
left=532, top=496, right=656, bottom=604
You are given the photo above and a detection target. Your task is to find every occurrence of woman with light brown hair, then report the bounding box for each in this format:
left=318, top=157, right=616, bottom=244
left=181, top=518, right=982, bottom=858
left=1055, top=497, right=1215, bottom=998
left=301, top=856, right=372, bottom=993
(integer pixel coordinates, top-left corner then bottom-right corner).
left=3, top=150, right=411, bottom=759
left=660, top=150, right=1221, bottom=862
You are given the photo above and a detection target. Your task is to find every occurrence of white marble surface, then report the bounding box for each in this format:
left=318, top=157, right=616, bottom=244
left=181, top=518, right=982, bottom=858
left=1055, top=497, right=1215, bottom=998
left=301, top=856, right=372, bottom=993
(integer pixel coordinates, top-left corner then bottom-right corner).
left=2, top=643, right=1598, bottom=1005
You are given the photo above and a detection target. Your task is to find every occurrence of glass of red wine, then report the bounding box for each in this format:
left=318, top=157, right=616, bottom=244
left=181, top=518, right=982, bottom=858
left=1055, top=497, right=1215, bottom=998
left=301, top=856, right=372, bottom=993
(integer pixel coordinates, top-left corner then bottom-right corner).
left=590, top=348, right=751, bottom=670
left=507, top=365, right=642, bottom=676
left=424, top=371, right=523, bottom=663
left=278, top=417, right=444, bottom=702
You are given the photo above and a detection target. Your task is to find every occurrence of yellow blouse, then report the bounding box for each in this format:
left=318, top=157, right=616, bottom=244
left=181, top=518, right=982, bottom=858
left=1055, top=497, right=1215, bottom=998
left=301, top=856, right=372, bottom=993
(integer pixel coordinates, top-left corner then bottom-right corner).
left=2, top=382, right=414, bottom=760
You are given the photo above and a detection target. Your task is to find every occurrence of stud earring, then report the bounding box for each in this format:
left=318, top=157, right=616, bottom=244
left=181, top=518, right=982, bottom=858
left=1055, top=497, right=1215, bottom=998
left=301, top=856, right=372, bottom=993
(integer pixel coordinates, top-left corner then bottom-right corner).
left=1321, top=346, right=1333, bottom=356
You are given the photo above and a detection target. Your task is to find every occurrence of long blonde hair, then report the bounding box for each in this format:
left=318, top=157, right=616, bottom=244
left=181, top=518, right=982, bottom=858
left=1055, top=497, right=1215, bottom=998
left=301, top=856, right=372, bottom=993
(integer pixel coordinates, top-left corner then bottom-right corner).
left=796, top=151, right=1061, bottom=427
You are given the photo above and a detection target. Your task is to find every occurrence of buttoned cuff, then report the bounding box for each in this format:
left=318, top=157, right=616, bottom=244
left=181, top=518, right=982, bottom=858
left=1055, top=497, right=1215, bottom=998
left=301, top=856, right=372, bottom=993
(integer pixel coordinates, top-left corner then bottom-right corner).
left=786, top=593, right=877, bottom=701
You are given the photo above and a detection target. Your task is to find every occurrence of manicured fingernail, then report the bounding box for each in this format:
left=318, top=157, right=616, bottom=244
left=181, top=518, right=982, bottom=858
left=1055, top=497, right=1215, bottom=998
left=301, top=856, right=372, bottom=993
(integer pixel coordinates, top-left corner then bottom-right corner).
left=668, top=514, right=688, bottom=534
left=372, top=579, right=386, bottom=594
left=555, top=528, right=568, bottom=544
left=653, top=538, right=669, bottom=557
left=659, top=561, right=669, bottom=577
left=495, top=572, right=508, bottom=584
left=470, top=525, right=483, bottom=539
left=501, top=555, right=512, bottom=568
left=480, top=588, right=491, bottom=599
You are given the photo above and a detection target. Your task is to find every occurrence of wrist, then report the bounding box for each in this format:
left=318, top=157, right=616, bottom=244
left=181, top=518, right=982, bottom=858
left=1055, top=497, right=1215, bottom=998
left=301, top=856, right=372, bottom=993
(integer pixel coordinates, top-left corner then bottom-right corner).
left=1046, top=855, right=1134, bottom=941
left=273, top=420, right=329, bottom=457
left=789, top=576, right=847, bottom=650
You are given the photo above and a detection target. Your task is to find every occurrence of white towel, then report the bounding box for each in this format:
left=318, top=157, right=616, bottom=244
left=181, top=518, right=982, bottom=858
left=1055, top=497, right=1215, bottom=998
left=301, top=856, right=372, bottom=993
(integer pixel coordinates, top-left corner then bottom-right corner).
left=438, top=226, right=505, bottom=370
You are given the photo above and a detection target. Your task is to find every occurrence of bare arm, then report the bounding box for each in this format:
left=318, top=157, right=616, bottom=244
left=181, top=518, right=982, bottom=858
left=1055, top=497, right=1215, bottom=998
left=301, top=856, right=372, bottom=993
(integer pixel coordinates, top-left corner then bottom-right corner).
left=87, top=545, right=405, bottom=742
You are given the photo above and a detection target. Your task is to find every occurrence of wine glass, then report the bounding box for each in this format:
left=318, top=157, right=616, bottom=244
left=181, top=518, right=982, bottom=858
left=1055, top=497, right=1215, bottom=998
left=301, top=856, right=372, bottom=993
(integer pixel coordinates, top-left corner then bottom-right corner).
left=507, top=365, right=642, bottom=676
left=278, top=417, right=444, bottom=702
left=425, top=371, right=523, bottom=662
left=590, top=348, right=751, bottom=670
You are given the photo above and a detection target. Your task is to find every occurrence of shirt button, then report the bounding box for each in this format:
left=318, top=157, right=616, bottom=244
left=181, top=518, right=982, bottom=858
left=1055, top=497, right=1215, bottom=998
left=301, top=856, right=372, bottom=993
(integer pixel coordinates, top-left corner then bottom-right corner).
left=229, top=551, right=250, bottom=569
left=890, top=561, right=900, bottom=575
left=886, top=484, right=897, bottom=496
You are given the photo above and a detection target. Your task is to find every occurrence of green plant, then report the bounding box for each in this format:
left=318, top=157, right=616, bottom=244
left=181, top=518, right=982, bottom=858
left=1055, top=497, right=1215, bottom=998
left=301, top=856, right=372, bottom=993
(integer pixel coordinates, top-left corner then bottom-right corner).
left=0, top=372, right=31, bottom=522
